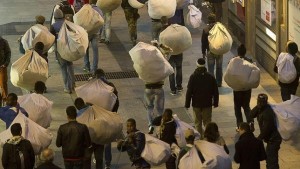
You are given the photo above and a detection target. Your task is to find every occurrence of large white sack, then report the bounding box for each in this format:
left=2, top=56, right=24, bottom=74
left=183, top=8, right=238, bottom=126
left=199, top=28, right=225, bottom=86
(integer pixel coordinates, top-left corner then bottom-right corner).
left=276, top=52, right=297, bottom=83
left=176, top=0, right=189, bottom=9
left=186, top=5, right=202, bottom=28
left=141, top=134, right=171, bottom=166
left=195, top=140, right=232, bottom=169
left=129, top=42, right=174, bottom=83
left=159, top=24, right=192, bottom=55
left=57, top=20, right=89, bottom=62
left=77, top=105, right=123, bottom=144
left=10, top=50, right=49, bottom=91
left=208, top=22, right=233, bottom=55
left=271, top=95, right=300, bottom=140
left=74, top=4, right=104, bottom=36
left=148, top=0, right=176, bottom=19
left=18, top=93, right=53, bottom=128
left=224, top=57, right=260, bottom=91
left=0, top=113, right=53, bottom=155
left=96, top=0, right=122, bottom=13
left=21, top=24, right=55, bottom=53
left=129, top=0, right=145, bottom=8
left=173, top=114, right=201, bottom=148
left=75, top=79, right=117, bottom=111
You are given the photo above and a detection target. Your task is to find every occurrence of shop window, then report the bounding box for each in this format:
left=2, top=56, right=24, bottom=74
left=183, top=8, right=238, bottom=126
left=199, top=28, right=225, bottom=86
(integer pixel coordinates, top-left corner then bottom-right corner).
left=256, top=0, right=276, bottom=32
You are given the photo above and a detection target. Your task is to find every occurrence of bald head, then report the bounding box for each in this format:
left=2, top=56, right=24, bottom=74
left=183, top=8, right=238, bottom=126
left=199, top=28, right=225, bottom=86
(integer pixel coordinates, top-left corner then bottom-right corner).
left=40, top=148, right=55, bottom=162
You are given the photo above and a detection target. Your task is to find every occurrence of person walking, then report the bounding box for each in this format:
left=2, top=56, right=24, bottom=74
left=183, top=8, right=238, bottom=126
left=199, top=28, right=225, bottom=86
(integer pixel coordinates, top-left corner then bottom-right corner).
left=0, top=36, right=11, bottom=103
left=206, top=0, right=225, bottom=22
left=99, top=11, right=112, bottom=45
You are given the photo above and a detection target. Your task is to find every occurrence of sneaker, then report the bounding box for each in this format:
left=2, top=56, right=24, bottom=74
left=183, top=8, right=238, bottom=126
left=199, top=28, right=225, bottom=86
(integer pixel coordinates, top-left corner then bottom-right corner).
left=105, top=165, right=111, bottom=169
left=235, top=127, right=239, bottom=132
left=63, top=89, right=72, bottom=94
left=104, top=40, right=110, bottom=45
left=148, top=126, right=154, bottom=134
left=177, top=87, right=183, bottom=92
left=99, top=39, right=105, bottom=43
left=83, top=67, right=90, bottom=73
left=170, top=90, right=177, bottom=96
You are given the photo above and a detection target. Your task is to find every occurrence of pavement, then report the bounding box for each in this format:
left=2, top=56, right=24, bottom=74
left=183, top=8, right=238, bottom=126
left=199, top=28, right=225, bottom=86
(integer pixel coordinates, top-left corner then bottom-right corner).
left=0, top=0, right=300, bottom=169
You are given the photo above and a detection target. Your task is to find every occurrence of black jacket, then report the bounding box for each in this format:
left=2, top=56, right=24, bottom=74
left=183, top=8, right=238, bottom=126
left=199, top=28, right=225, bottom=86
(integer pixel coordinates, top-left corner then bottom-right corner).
left=201, top=23, right=215, bottom=55
left=153, top=116, right=177, bottom=145
left=250, top=104, right=282, bottom=142
left=0, top=36, right=11, bottom=67
left=185, top=67, right=219, bottom=108
left=36, top=162, right=61, bottom=169
left=56, top=121, right=91, bottom=159
left=234, top=132, right=266, bottom=169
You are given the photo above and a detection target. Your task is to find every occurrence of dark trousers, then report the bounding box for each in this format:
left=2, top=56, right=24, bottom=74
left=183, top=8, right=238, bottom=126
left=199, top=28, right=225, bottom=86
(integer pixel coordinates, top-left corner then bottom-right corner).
left=280, top=86, right=297, bottom=101
left=233, top=90, right=252, bottom=127
left=83, top=144, right=104, bottom=169
left=266, top=140, right=281, bottom=169
left=165, top=155, right=176, bottom=169
left=168, top=54, right=183, bottom=92
left=123, top=8, right=139, bottom=41
left=64, top=160, right=83, bottom=169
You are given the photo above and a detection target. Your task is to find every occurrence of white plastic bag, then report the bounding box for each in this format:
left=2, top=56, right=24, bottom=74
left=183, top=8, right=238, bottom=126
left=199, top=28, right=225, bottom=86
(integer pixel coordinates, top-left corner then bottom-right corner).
left=141, top=134, right=171, bottom=166
left=129, top=0, right=145, bottom=8
left=75, top=79, right=117, bottom=111
left=148, top=0, right=176, bottom=19
left=276, top=52, right=297, bottom=83
left=129, top=42, right=174, bottom=83
left=186, top=5, right=202, bottom=28
left=0, top=113, right=53, bottom=155
left=10, top=50, right=49, bottom=91
left=74, top=4, right=104, bottom=36
left=21, top=24, right=55, bottom=53
left=208, top=22, right=233, bottom=55
left=159, top=24, right=192, bottom=55
left=96, top=0, right=122, bottom=12
left=77, top=105, right=123, bottom=144
left=57, top=20, right=89, bottom=62
left=18, top=93, right=53, bottom=128
left=224, top=57, right=260, bottom=91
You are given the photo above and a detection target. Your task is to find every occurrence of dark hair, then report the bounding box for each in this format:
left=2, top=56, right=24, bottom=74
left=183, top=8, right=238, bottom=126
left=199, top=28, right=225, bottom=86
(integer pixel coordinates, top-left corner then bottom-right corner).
left=239, top=122, right=250, bottom=132
left=74, top=97, right=85, bottom=110
left=66, top=106, right=77, bottom=119
left=163, top=108, right=173, bottom=117
left=34, top=42, right=44, bottom=51
left=287, top=41, right=298, bottom=55
left=127, top=118, right=136, bottom=126
left=7, top=93, right=18, bottom=101
left=258, top=93, right=268, bottom=102
left=11, top=123, right=22, bottom=136
left=34, top=81, right=46, bottom=94
left=207, top=13, right=216, bottom=24
left=237, top=44, right=246, bottom=56
left=204, top=122, right=220, bottom=143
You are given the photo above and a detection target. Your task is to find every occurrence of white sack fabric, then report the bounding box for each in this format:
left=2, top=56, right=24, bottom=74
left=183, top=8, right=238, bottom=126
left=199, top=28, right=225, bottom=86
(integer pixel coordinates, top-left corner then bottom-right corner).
left=159, top=24, right=192, bottom=55
left=21, top=24, right=55, bottom=53
left=74, top=4, right=104, bottom=36
left=148, top=0, right=176, bottom=19
left=75, top=79, right=117, bottom=111
left=96, top=0, right=122, bottom=12
left=195, top=140, right=232, bottom=169
left=10, top=50, right=49, bottom=91
left=224, top=57, right=260, bottom=91
left=57, top=20, right=89, bottom=62
left=0, top=113, right=53, bottom=155
left=129, top=42, right=174, bottom=83
left=129, top=0, right=145, bottom=8
left=276, top=52, right=297, bottom=83
left=271, top=95, right=300, bottom=140
left=186, top=5, right=202, bottom=28
left=208, top=22, right=233, bottom=55
left=176, top=0, right=189, bottom=9
left=141, top=134, right=171, bottom=166
left=173, top=114, right=200, bottom=148
left=77, top=105, right=123, bottom=145
left=18, top=93, right=53, bottom=128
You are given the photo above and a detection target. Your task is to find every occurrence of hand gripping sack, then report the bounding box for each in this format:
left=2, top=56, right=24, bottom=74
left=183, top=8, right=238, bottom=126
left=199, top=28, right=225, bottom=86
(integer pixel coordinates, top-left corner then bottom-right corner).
left=96, top=0, right=122, bottom=13
left=186, top=5, right=202, bottom=28
left=18, top=93, right=53, bottom=128
left=148, top=0, right=176, bottom=19
left=75, top=79, right=117, bottom=111
left=271, top=95, right=300, bottom=140
left=141, top=134, right=171, bottom=166
left=173, top=114, right=201, bottom=148
left=224, top=57, right=260, bottom=91
left=129, top=0, right=145, bottom=8
left=159, top=24, right=192, bottom=55
left=74, top=4, right=104, bottom=36
left=129, top=42, right=174, bottom=83
left=57, top=20, right=89, bottom=62
left=77, top=105, right=123, bottom=144
left=276, top=53, right=297, bottom=83
left=0, top=113, right=53, bottom=155
left=21, top=24, right=55, bottom=53
left=208, top=22, right=233, bottom=55
left=10, top=50, right=49, bottom=91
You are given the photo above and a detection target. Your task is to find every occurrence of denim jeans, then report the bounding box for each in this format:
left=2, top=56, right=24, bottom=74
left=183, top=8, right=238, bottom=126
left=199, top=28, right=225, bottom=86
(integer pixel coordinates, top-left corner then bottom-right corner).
left=207, top=52, right=223, bottom=86
left=193, top=107, right=212, bottom=137
left=104, top=143, right=111, bottom=167
left=100, top=12, right=112, bottom=41
left=280, top=86, right=297, bottom=101
left=57, top=53, right=75, bottom=91
left=168, top=54, right=183, bottom=91
left=144, top=88, right=165, bottom=126
left=151, top=20, right=162, bottom=40
left=64, top=160, right=83, bottom=169
left=266, top=140, right=281, bottom=169
left=84, top=35, right=99, bottom=72
left=233, top=90, right=253, bottom=127
left=83, top=144, right=104, bottom=169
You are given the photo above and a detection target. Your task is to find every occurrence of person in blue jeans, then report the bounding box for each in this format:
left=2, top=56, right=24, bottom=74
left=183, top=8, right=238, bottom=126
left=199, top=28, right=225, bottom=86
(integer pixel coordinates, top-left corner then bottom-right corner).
left=99, top=12, right=112, bottom=44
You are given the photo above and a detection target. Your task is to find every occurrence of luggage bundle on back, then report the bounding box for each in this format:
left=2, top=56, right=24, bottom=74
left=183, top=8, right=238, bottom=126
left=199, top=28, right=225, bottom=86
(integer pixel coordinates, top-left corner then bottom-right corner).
left=186, top=5, right=202, bottom=28
left=128, top=0, right=145, bottom=8
left=208, top=22, right=232, bottom=55
left=276, top=52, right=297, bottom=83
left=96, top=0, right=122, bottom=13
left=148, top=0, right=176, bottom=19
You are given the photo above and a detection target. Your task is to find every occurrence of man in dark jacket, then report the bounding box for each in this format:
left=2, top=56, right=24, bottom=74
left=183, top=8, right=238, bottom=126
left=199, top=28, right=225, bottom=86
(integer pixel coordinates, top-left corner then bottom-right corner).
left=2, top=123, right=35, bottom=169
left=56, top=106, right=91, bottom=169
left=117, top=118, right=150, bottom=169
left=185, top=58, right=219, bottom=137
left=251, top=93, right=282, bottom=169
left=234, top=122, right=266, bottom=169
left=0, top=36, right=10, bottom=103
left=36, top=148, right=61, bottom=169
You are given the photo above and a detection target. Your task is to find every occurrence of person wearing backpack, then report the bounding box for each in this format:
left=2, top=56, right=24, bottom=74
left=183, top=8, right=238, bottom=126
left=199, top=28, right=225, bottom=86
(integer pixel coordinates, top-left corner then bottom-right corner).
left=274, top=41, right=300, bottom=101
left=0, top=36, right=11, bottom=103
left=2, top=123, right=35, bottom=169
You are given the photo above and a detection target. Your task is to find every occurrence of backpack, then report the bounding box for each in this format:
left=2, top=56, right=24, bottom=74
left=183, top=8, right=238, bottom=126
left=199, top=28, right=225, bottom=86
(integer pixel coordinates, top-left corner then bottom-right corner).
left=276, top=53, right=297, bottom=83
left=59, top=1, right=74, bottom=15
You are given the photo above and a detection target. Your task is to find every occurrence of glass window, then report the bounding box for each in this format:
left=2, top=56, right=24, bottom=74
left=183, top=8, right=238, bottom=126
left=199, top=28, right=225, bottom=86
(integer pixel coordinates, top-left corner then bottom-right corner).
left=256, top=0, right=276, bottom=31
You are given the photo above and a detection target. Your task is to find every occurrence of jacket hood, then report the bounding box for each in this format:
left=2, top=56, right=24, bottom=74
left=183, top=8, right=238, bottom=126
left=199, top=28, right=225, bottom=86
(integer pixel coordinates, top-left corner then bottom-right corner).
left=7, top=136, right=23, bottom=145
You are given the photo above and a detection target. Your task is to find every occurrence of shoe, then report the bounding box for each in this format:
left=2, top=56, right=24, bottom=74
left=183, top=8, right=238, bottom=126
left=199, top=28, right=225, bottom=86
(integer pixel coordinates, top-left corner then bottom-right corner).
left=93, top=158, right=96, bottom=164
left=64, top=89, right=72, bottom=94
left=104, top=40, right=110, bottom=45
left=105, top=165, right=111, bottom=169
left=83, top=67, right=90, bottom=73
left=170, top=90, right=177, bottom=96
left=99, top=39, right=105, bottom=43
left=177, top=87, right=183, bottom=92
left=235, top=127, right=239, bottom=132
left=148, top=126, right=154, bottom=134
